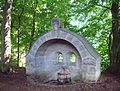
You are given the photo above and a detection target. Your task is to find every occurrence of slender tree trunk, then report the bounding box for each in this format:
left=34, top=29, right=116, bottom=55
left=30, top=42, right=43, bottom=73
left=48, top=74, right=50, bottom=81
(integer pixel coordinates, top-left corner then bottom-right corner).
left=17, top=8, right=24, bottom=67
left=1, top=0, right=13, bottom=72
left=17, top=16, right=20, bottom=67
left=110, top=0, right=120, bottom=73
left=108, top=32, right=112, bottom=61
left=29, top=12, right=35, bottom=49
left=29, top=1, right=38, bottom=49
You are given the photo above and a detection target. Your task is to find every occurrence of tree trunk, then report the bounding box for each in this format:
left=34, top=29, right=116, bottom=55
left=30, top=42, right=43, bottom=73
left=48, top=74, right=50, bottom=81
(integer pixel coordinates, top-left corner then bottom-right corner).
left=110, top=0, right=120, bottom=73
left=29, top=1, right=38, bottom=49
left=29, top=12, right=35, bottom=49
left=17, top=18, right=20, bottom=67
left=17, top=7, right=24, bottom=67
left=1, top=0, right=13, bottom=73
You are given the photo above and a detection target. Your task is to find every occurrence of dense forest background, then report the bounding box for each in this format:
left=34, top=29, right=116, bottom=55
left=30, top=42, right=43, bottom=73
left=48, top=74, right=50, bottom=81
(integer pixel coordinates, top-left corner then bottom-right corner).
left=0, top=0, right=120, bottom=73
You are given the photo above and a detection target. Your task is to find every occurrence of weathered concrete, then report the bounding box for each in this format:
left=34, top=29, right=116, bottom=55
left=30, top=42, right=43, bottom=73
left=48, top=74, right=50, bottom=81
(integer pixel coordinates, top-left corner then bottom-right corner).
left=26, top=18, right=101, bottom=83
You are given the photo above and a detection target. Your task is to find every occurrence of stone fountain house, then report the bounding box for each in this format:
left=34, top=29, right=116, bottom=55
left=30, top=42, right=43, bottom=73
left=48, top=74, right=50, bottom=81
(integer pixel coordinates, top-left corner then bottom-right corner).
left=26, top=19, right=101, bottom=83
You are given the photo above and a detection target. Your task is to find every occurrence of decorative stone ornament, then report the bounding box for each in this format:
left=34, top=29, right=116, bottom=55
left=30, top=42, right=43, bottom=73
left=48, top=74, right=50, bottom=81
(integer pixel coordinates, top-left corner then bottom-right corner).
left=57, top=65, right=71, bottom=84
left=52, top=18, right=61, bottom=31
left=26, top=18, right=101, bottom=84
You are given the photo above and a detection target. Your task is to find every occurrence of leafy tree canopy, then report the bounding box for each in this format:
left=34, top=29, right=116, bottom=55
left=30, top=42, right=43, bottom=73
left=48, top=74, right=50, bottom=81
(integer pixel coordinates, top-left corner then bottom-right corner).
left=0, top=0, right=113, bottom=71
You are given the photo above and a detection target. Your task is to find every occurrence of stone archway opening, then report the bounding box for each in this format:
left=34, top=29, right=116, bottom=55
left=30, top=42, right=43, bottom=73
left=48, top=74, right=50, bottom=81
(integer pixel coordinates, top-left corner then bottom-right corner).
left=34, top=39, right=82, bottom=84
left=35, top=39, right=81, bottom=73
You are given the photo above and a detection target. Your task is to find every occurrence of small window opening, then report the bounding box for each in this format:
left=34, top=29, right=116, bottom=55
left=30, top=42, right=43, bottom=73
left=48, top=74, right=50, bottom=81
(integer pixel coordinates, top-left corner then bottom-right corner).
left=70, top=52, right=76, bottom=63
left=58, top=52, right=63, bottom=63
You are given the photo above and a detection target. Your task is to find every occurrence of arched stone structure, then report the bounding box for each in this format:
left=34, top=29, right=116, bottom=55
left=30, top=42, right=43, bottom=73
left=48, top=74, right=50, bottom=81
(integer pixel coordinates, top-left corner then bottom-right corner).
left=26, top=19, right=101, bottom=83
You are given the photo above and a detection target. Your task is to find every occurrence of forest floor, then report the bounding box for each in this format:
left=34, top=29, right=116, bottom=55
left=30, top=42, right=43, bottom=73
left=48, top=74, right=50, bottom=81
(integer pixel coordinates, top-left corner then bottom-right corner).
left=0, top=68, right=120, bottom=91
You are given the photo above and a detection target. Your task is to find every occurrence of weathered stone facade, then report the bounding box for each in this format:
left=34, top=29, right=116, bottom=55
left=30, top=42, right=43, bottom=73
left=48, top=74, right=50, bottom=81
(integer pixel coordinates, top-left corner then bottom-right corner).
left=26, top=19, right=101, bottom=83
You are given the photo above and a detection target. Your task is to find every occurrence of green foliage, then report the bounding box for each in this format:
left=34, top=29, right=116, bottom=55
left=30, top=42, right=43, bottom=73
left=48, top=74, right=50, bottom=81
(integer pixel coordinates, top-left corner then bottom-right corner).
left=71, top=0, right=111, bottom=71
left=0, top=0, right=112, bottom=71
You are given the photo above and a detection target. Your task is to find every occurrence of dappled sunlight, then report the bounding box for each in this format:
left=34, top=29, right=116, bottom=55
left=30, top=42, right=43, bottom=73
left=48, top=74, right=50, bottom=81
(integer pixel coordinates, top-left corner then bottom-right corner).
left=19, top=53, right=26, bottom=67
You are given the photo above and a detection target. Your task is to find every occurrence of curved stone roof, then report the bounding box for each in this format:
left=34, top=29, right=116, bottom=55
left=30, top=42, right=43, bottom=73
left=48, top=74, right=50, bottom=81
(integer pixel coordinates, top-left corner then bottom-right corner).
left=27, top=29, right=101, bottom=63
left=60, top=29, right=101, bottom=60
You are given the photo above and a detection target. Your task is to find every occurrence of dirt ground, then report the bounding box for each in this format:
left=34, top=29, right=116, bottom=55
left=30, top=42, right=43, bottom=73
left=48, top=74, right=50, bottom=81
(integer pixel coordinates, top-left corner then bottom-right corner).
left=0, top=68, right=120, bottom=91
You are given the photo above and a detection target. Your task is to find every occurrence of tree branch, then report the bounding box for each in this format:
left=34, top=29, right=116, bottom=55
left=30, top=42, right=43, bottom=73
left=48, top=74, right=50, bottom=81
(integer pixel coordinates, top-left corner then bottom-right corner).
left=96, top=4, right=111, bottom=10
